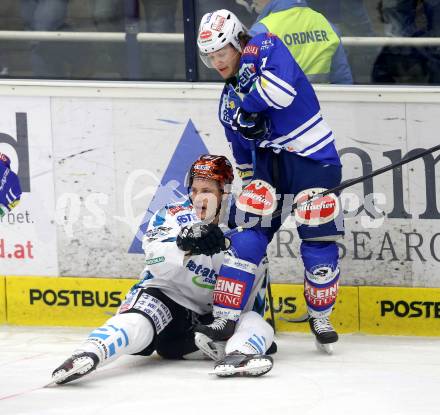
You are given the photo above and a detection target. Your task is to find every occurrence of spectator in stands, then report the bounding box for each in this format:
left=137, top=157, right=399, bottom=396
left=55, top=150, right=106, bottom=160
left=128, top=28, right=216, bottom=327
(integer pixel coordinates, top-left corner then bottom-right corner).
left=380, top=0, right=440, bottom=83
left=248, top=0, right=353, bottom=84
left=92, top=0, right=180, bottom=80
left=20, top=0, right=70, bottom=77
left=372, top=0, right=439, bottom=84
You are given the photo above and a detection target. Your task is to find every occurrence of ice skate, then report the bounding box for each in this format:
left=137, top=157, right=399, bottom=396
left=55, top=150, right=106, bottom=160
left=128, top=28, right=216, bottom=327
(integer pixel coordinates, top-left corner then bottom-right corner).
left=212, top=352, right=273, bottom=377
left=309, top=317, right=338, bottom=355
left=195, top=317, right=236, bottom=341
left=194, top=332, right=226, bottom=361
left=51, top=352, right=99, bottom=385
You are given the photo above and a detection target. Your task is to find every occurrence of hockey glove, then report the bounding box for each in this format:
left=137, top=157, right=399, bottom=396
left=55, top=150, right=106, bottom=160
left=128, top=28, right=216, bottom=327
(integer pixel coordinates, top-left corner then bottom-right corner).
left=0, top=153, right=22, bottom=217
left=233, top=108, right=271, bottom=141
left=176, top=223, right=228, bottom=256
left=227, top=84, right=270, bottom=141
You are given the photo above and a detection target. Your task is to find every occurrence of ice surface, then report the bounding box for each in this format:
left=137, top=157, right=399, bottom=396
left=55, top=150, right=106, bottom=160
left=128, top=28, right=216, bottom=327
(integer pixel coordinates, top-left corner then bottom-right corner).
left=0, top=326, right=439, bottom=415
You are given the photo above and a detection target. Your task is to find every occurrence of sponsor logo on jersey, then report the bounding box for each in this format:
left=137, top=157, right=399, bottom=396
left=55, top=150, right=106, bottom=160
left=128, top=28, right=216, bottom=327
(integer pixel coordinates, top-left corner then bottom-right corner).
left=211, top=15, right=225, bottom=31
left=305, top=265, right=338, bottom=285
left=236, top=179, right=277, bottom=216
left=223, top=255, right=257, bottom=273
left=186, top=259, right=217, bottom=281
left=192, top=275, right=216, bottom=289
left=145, top=226, right=173, bottom=240
left=294, top=188, right=339, bottom=226
left=145, top=256, right=165, bottom=266
left=213, top=276, right=246, bottom=309
left=304, top=280, right=339, bottom=308
left=261, top=38, right=274, bottom=50
left=243, top=45, right=260, bottom=57
left=381, top=300, right=440, bottom=318
left=176, top=213, right=197, bottom=225
left=168, top=205, right=186, bottom=216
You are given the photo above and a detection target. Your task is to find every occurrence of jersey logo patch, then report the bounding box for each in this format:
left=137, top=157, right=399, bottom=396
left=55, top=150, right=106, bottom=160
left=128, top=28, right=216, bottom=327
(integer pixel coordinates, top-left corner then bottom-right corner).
left=213, top=276, right=246, bottom=309
left=236, top=179, right=277, bottom=216
left=294, top=188, right=339, bottom=226
left=243, top=45, right=260, bottom=57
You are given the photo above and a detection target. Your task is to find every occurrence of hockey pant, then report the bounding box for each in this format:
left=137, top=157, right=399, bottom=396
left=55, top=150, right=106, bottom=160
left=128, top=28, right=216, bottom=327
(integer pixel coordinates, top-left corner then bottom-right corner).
left=221, top=149, right=343, bottom=318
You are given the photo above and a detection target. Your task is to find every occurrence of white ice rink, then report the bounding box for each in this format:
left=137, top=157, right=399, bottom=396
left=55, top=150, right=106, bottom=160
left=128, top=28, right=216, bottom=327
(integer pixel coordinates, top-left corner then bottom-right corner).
left=0, top=326, right=439, bottom=415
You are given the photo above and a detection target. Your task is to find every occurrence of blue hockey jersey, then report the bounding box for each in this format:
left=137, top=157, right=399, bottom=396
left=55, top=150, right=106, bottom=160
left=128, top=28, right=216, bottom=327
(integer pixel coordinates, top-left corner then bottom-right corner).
left=219, top=32, right=341, bottom=178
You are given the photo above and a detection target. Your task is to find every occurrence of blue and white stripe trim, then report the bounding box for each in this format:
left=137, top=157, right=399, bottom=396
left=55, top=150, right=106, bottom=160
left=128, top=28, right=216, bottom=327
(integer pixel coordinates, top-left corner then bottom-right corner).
left=259, top=111, right=334, bottom=156
left=256, top=70, right=297, bottom=109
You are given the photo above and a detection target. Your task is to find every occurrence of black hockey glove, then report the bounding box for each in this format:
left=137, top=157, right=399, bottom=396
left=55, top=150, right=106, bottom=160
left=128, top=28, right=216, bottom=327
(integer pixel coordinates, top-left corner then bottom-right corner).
left=176, top=223, right=228, bottom=256
left=233, top=108, right=271, bottom=141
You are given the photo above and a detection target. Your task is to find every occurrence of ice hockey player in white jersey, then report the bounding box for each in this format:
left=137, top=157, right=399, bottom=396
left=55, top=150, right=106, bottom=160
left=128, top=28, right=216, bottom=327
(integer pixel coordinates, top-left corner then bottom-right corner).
left=51, top=155, right=274, bottom=384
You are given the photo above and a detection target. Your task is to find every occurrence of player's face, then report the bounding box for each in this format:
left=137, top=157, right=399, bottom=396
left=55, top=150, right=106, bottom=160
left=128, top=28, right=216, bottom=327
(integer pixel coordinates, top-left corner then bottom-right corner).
left=191, top=178, right=223, bottom=222
left=208, top=44, right=241, bottom=79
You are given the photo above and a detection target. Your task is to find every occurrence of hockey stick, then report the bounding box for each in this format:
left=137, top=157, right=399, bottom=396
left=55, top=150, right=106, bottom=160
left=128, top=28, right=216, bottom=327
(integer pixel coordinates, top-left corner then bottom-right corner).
left=266, top=272, right=276, bottom=334
left=235, top=143, right=440, bottom=225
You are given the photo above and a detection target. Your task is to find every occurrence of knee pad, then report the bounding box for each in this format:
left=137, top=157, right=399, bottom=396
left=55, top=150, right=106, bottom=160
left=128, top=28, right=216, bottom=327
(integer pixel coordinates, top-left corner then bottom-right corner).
left=300, top=241, right=340, bottom=318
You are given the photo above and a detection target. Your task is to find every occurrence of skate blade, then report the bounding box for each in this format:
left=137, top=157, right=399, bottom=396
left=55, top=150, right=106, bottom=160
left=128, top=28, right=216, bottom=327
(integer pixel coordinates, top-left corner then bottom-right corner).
left=279, top=313, right=309, bottom=323
left=47, top=359, right=94, bottom=386
left=210, top=358, right=273, bottom=377
left=194, top=332, right=225, bottom=361
left=314, top=340, right=334, bottom=355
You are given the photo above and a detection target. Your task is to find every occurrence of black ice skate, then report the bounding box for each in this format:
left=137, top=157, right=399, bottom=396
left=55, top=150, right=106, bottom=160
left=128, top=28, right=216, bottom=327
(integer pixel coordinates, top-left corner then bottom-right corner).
left=50, top=352, right=99, bottom=385
left=194, top=318, right=236, bottom=360
left=212, top=352, right=273, bottom=377
left=309, top=317, right=338, bottom=354
left=195, top=317, right=236, bottom=341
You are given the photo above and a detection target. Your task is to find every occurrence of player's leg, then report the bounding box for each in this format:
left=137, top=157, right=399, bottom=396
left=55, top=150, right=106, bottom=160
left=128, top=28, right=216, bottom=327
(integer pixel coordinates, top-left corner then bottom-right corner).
left=51, top=286, right=174, bottom=384
left=194, top=227, right=270, bottom=341
left=213, top=311, right=274, bottom=377
left=288, top=154, right=344, bottom=353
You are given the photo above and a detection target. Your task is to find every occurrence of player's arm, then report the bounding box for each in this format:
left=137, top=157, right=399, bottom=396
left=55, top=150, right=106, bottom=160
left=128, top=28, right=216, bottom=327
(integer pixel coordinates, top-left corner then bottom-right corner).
left=241, top=34, right=298, bottom=114
left=141, top=207, right=187, bottom=275
left=0, top=153, right=22, bottom=217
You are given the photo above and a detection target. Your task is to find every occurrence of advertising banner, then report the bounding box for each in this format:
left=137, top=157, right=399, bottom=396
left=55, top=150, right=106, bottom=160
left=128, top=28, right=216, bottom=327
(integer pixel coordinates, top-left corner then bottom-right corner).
left=359, top=286, right=440, bottom=336
left=0, top=97, right=58, bottom=276
left=0, top=276, right=5, bottom=324
left=1, top=91, right=438, bottom=290
left=267, top=284, right=359, bottom=334
left=6, top=276, right=135, bottom=326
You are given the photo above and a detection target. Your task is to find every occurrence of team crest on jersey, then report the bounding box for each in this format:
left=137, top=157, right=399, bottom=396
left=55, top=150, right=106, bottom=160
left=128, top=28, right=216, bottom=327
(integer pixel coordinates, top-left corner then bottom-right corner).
left=238, top=63, right=256, bottom=89
left=294, top=188, right=339, bottom=226
left=236, top=179, right=277, bottom=216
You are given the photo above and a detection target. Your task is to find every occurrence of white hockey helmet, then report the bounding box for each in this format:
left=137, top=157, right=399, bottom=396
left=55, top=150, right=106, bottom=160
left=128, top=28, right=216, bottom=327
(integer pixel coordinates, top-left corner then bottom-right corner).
left=197, top=9, right=247, bottom=68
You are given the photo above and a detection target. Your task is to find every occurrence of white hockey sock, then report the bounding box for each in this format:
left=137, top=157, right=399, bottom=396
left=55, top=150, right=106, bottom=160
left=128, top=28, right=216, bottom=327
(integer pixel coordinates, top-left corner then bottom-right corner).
left=74, top=312, right=154, bottom=366
left=225, top=311, right=274, bottom=355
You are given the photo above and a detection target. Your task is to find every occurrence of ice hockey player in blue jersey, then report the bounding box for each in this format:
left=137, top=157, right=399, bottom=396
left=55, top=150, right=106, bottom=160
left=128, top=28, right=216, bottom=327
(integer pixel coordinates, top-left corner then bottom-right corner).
left=194, top=9, right=344, bottom=353
left=0, top=153, right=22, bottom=217
left=51, top=155, right=274, bottom=384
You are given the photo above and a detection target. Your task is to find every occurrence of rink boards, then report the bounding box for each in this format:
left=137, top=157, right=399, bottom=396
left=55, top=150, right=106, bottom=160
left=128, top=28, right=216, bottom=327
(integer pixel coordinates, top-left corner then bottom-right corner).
left=1, top=275, right=440, bottom=337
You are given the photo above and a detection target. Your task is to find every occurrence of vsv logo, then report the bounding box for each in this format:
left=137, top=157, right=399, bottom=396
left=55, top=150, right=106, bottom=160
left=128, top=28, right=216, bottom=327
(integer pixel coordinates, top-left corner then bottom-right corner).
left=0, top=113, right=30, bottom=192
left=128, top=120, right=209, bottom=253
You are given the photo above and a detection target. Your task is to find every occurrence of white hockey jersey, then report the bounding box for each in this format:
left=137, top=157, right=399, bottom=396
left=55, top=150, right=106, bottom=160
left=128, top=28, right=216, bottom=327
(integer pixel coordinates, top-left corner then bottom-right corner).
left=130, top=198, right=267, bottom=316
